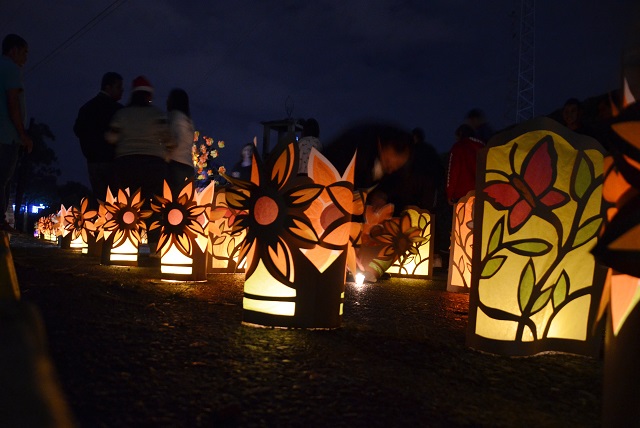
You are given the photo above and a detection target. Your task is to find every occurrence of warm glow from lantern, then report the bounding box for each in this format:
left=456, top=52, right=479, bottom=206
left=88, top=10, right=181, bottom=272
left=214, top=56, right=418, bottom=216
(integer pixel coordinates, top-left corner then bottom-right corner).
left=447, top=193, right=474, bottom=293
left=161, top=244, right=194, bottom=277
left=71, top=234, right=89, bottom=254
left=243, top=258, right=296, bottom=317
left=467, top=118, right=607, bottom=356
left=110, top=236, right=138, bottom=262
left=386, top=208, right=433, bottom=279
left=355, top=273, right=365, bottom=287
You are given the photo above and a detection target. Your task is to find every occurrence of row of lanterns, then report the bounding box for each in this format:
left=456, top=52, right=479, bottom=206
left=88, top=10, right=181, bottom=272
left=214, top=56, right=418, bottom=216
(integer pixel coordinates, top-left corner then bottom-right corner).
left=31, top=114, right=631, bottom=358
left=35, top=144, right=437, bottom=330
left=31, top=111, right=640, bottom=423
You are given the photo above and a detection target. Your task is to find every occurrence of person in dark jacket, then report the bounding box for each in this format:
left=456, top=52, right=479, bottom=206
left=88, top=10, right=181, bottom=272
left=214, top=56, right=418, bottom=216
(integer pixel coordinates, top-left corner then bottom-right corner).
left=73, top=72, right=124, bottom=203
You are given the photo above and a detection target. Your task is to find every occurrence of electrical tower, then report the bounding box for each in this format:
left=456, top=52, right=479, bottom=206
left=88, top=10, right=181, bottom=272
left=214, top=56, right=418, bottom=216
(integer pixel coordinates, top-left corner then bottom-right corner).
left=515, top=0, right=535, bottom=123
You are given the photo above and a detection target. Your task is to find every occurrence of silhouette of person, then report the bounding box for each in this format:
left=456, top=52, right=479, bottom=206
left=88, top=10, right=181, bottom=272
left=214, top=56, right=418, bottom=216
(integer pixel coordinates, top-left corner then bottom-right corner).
left=446, top=124, right=484, bottom=204
left=74, top=71, right=124, bottom=204
left=466, top=108, right=494, bottom=144
left=0, top=34, right=32, bottom=233
left=231, top=143, right=254, bottom=181
left=106, top=75, right=173, bottom=205
left=297, top=118, right=322, bottom=174
left=562, top=98, right=583, bottom=131
left=323, top=122, right=412, bottom=209
left=166, top=88, right=195, bottom=193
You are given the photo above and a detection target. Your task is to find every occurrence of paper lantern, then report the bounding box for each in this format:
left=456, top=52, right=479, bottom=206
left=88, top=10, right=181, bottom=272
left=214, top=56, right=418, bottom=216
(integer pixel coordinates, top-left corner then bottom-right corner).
left=207, top=187, right=247, bottom=273
left=355, top=203, right=396, bottom=282
left=447, top=191, right=475, bottom=293
left=385, top=206, right=434, bottom=279
left=100, top=188, right=150, bottom=266
left=467, top=117, right=607, bottom=356
left=590, top=94, right=640, bottom=424
left=150, top=180, right=213, bottom=282
left=224, top=143, right=353, bottom=328
left=62, top=197, right=98, bottom=254
left=36, top=215, right=57, bottom=242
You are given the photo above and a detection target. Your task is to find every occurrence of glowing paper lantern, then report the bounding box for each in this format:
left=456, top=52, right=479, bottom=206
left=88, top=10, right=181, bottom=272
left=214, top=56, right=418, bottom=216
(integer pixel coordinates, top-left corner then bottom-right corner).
left=447, top=191, right=475, bottom=293
left=467, top=117, right=607, bottom=356
left=590, top=82, right=640, bottom=424
left=37, top=215, right=57, bottom=242
left=207, top=187, right=247, bottom=273
left=150, top=180, right=213, bottom=282
left=62, top=197, right=98, bottom=254
left=355, top=203, right=396, bottom=282
left=385, top=206, right=434, bottom=279
left=100, top=188, right=150, bottom=267
left=224, top=143, right=353, bottom=328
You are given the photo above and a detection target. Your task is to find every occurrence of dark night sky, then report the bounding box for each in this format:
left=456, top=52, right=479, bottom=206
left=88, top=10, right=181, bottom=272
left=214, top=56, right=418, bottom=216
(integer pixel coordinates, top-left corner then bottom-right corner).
left=2, top=0, right=637, bottom=187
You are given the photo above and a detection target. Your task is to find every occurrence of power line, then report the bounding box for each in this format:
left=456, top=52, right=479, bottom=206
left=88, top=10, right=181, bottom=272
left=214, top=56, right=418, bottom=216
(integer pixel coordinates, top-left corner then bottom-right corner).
left=25, top=0, right=127, bottom=77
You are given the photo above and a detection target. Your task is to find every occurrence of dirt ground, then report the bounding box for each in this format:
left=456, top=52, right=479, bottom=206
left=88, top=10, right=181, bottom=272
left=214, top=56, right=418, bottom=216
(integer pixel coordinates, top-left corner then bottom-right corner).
left=8, top=233, right=603, bottom=427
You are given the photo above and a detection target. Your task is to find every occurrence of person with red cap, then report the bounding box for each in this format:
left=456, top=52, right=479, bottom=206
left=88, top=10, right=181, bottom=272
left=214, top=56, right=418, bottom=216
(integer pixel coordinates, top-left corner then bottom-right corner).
left=106, top=76, right=174, bottom=249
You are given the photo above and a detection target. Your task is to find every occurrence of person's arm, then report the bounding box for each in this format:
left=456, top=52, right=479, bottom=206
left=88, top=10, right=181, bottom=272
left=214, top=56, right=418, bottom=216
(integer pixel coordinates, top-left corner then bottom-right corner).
left=6, top=88, right=32, bottom=153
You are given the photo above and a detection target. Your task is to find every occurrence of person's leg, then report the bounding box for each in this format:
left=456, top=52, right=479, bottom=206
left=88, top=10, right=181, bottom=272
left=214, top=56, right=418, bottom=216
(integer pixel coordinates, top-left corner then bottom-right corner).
left=0, top=143, right=21, bottom=225
left=87, top=161, right=116, bottom=208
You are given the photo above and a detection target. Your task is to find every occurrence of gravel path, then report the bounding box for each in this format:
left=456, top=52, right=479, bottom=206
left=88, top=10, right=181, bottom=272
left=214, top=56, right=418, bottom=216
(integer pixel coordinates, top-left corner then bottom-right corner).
left=9, top=234, right=603, bottom=427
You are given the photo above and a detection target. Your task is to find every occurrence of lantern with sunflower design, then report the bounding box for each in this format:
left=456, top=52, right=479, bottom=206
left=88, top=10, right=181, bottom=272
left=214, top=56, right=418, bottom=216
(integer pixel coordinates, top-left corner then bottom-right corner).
left=447, top=191, right=475, bottom=293
left=208, top=187, right=247, bottom=273
left=224, top=142, right=353, bottom=329
left=354, top=203, right=396, bottom=282
left=100, top=188, right=150, bottom=266
left=467, top=117, right=607, bottom=356
left=62, top=197, right=98, bottom=253
left=591, top=56, right=640, bottom=424
left=150, top=180, right=213, bottom=281
left=384, top=206, right=434, bottom=279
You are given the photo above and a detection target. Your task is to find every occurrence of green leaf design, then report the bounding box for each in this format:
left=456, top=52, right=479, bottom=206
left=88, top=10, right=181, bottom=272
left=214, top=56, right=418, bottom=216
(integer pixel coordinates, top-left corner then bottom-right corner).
left=572, top=152, right=593, bottom=200
left=552, top=271, right=569, bottom=308
left=505, top=239, right=553, bottom=256
left=480, top=255, right=507, bottom=279
left=518, top=260, right=536, bottom=313
left=418, top=214, right=429, bottom=230
left=487, top=220, right=503, bottom=255
left=572, top=217, right=603, bottom=248
left=531, top=288, right=553, bottom=315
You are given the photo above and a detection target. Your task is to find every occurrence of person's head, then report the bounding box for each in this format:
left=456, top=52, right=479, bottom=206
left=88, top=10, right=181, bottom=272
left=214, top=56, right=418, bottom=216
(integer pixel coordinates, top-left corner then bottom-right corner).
left=241, top=143, right=253, bottom=163
left=377, top=128, right=411, bottom=175
left=411, top=127, right=425, bottom=145
left=466, top=108, right=486, bottom=129
left=101, top=72, right=124, bottom=101
left=562, top=98, right=582, bottom=130
left=167, top=88, right=190, bottom=117
left=302, top=118, right=320, bottom=138
left=455, top=124, right=475, bottom=140
left=2, top=34, right=28, bottom=67
left=129, top=75, right=153, bottom=106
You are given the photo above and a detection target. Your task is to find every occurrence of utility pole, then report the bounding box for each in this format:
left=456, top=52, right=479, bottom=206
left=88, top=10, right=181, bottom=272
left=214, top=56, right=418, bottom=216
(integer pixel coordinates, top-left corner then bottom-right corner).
left=516, top=0, right=536, bottom=123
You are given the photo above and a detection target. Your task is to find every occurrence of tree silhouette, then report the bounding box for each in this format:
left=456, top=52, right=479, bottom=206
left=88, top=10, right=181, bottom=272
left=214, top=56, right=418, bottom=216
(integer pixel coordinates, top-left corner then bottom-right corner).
left=12, top=118, right=61, bottom=231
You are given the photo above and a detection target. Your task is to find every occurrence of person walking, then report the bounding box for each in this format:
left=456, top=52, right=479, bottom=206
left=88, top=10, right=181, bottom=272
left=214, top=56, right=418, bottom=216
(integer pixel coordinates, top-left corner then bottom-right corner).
left=73, top=72, right=124, bottom=204
left=0, top=34, right=32, bottom=233
left=166, top=88, right=195, bottom=193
